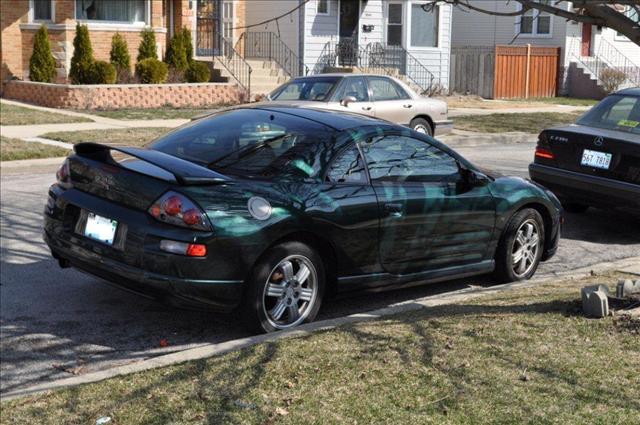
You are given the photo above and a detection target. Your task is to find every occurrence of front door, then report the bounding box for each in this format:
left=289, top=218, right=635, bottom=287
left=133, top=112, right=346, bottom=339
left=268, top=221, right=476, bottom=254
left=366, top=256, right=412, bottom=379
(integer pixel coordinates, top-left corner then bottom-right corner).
left=338, top=0, right=359, bottom=66
left=359, top=132, right=496, bottom=275
left=581, top=24, right=592, bottom=57
left=196, top=0, right=221, bottom=56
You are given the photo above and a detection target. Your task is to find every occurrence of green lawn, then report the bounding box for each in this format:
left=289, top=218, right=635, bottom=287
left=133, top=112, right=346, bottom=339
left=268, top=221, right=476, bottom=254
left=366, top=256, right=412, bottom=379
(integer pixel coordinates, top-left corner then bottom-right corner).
left=3, top=271, right=639, bottom=424
left=0, top=103, right=93, bottom=126
left=0, top=136, right=70, bottom=161
left=509, top=97, right=598, bottom=107
left=42, top=127, right=172, bottom=147
left=86, top=107, right=225, bottom=121
left=454, top=112, right=583, bottom=133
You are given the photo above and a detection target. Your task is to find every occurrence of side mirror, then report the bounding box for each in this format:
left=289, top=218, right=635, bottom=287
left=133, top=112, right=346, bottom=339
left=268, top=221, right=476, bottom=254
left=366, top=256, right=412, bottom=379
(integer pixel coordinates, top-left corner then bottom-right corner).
left=457, top=160, right=489, bottom=187
left=266, top=93, right=272, bottom=101
left=340, top=96, right=357, bottom=107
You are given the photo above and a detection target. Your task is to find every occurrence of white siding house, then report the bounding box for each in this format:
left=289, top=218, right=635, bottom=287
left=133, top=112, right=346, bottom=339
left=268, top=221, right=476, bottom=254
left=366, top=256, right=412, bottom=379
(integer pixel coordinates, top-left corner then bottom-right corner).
left=451, top=1, right=640, bottom=97
left=243, top=0, right=453, bottom=91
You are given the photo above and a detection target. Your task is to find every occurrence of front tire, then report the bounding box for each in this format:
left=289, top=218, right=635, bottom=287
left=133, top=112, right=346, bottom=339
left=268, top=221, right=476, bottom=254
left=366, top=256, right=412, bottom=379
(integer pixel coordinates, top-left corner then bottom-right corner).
left=242, top=241, right=325, bottom=333
left=410, top=117, right=433, bottom=136
left=494, top=208, right=545, bottom=283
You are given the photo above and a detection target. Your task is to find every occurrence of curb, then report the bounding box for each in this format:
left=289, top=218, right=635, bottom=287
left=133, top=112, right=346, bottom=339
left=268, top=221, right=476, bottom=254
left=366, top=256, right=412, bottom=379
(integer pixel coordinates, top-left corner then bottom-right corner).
left=2, top=255, right=639, bottom=402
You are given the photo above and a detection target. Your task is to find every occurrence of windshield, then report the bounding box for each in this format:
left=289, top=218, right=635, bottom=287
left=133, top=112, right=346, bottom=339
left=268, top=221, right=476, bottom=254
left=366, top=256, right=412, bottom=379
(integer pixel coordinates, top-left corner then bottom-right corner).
left=577, top=94, right=640, bottom=135
left=269, top=77, right=340, bottom=101
left=149, top=109, right=334, bottom=180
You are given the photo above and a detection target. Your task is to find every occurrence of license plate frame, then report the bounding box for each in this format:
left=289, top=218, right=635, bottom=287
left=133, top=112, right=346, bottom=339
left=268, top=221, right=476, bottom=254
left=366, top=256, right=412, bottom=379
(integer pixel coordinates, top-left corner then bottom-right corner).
left=580, top=149, right=612, bottom=170
left=84, top=212, right=118, bottom=245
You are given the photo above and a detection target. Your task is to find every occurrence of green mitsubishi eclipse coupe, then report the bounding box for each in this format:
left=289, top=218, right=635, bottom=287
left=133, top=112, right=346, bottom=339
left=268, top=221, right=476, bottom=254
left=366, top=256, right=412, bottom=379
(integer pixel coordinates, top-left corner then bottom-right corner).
left=44, top=105, right=561, bottom=333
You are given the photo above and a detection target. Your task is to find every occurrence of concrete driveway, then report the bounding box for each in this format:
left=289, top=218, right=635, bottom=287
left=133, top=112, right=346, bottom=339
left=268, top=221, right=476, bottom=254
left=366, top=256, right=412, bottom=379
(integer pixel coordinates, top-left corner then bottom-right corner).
left=2, top=142, right=639, bottom=395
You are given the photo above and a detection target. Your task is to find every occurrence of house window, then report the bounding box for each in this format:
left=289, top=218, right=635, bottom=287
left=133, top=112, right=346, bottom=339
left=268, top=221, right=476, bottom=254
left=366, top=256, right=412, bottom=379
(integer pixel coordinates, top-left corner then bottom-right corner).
left=410, top=4, right=438, bottom=47
left=387, top=3, right=403, bottom=46
left=76, top=0, right=147, bottom=24
left=32, top=0, right=53, bottom=21
left=518, top=0, right=552, bottom=36
left=317, top=0, right=329, bottom=16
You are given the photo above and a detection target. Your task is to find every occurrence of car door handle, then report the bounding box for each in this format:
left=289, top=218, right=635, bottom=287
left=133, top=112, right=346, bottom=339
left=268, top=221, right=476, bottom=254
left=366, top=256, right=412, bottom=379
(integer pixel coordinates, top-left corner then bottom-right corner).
left=384, top=203, right=403, bottom=217
left=362, top=106, right=372, bottom=111
left=403, top=104, right=413, bottom=108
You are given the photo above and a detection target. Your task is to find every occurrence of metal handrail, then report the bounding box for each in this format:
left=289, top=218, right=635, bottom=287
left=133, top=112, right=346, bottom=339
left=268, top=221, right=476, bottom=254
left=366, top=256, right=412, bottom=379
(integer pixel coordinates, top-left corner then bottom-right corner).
left=238, top=31, right=309, bottom=77
left=215, top=32, right=252, bottom=97
left=568, top=37, right=640, bottom=87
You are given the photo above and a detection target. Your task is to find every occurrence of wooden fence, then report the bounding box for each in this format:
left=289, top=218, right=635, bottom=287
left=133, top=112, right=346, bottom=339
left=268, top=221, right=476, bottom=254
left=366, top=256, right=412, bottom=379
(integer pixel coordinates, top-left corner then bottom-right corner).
left=451, top=45, right=561, bottom=99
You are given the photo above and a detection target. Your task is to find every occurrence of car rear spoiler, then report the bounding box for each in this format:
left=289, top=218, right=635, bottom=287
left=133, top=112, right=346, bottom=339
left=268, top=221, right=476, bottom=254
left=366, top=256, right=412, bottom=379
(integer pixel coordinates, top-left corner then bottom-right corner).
left=74, top=142, right=230, bottom=185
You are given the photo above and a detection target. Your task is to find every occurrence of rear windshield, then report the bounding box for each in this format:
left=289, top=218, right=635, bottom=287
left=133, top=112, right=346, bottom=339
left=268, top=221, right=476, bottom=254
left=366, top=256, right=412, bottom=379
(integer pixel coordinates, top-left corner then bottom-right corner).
left=149, top=109, right=334, bottom=180
left=269, top=77, right=340, bottom=101
left=577, top=94, right=640, bottom=135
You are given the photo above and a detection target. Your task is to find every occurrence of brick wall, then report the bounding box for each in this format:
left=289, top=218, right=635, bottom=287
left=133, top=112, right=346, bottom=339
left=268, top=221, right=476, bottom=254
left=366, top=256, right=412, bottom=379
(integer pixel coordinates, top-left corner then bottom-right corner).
left=3, top=80, right=245, bottom=109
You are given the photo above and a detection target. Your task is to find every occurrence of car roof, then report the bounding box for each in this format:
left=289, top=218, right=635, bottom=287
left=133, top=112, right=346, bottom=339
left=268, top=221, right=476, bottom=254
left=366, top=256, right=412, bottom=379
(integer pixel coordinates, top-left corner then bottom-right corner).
left=290, top=73, right=398, bottom=79
left=233, top=103, right=395, bottom=131
left=614, top=87, right=640, bottom=96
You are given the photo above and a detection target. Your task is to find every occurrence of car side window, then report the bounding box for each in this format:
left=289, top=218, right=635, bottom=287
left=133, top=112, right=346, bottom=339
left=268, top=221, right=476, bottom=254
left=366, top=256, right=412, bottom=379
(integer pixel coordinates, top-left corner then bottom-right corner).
left=360, top=135, right=459, bottom=183
left=369, top=77, right=409, bottom=101
left=326, top=146, right=368, bottom=184
left=333, top=77, right=370, bottom=102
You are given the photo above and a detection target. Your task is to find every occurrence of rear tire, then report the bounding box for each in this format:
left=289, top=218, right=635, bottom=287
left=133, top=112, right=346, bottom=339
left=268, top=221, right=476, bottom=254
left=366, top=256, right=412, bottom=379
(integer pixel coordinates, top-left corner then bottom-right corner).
left=494, top=208, right=545, bottom=283
left=242, top=241, right=325, bottom=333
left=563, top=202, right=589, bottom=214
left=410, top=118, right=433, bottom=136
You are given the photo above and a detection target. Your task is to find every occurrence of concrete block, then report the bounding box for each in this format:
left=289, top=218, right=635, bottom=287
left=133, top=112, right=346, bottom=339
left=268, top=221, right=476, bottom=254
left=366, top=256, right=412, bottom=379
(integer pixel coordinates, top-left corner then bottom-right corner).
left=581, top=285, right=610, bottom=318
left=616, top=279, right=640, bottom=298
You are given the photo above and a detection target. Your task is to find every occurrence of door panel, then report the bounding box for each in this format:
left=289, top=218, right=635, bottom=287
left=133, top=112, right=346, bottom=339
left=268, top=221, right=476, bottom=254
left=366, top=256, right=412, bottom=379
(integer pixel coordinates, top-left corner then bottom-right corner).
left=360, top=134, right=496, bottom=275
left=330, top=76, right=376, bottom=117
left=367, top=76, right=414, bottom=124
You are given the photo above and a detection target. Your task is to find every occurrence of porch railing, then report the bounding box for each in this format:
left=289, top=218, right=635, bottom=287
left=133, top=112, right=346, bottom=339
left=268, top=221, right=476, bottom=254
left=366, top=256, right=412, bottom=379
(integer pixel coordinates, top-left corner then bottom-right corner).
left=215, top=32, right=252, bottom=97
left=238, top=31, right=309, bottom=78
left=568, top=37, right=640, bottom=87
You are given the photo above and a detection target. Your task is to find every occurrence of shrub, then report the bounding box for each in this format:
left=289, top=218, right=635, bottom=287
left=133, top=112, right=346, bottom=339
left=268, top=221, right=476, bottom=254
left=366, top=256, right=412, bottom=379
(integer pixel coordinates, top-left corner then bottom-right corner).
left=110, top=33, right=130, bottom=71
left=69, top=24, right=95, bottom=84
left=91, top=60, right=117, bottom=84
left=185, top=61, right=211, bottom=83
left=167, top=67, right=185, bottom=84
left=137, top=28, right=158, bottom=62
left=182, top=27, right=193, bottom=64
left=165, top=32, right=188, bottom=71
left=135, top=58, right=168, bottom=84
left=29, top=24, right=56, bottom=83
left=599, top=68, right=627, bottom=94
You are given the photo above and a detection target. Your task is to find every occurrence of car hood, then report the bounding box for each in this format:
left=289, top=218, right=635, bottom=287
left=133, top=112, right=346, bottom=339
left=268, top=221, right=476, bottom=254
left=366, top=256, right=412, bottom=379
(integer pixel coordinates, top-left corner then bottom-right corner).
left=546, top=124, right=640, bottom=144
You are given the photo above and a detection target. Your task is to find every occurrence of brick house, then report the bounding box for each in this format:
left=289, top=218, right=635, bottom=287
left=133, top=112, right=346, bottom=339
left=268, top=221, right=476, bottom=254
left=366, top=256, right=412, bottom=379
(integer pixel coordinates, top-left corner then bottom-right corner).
left=0, top=0, right=247, bottom=86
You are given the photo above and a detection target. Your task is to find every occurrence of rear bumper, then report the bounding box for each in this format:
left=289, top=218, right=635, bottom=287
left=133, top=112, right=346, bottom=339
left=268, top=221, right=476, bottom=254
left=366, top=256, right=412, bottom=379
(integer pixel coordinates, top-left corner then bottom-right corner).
left=529, top=163, right=640, bottom=209
left=434, top=120, right=454, bottom=136
left=43, top=186, right=245, bottom=312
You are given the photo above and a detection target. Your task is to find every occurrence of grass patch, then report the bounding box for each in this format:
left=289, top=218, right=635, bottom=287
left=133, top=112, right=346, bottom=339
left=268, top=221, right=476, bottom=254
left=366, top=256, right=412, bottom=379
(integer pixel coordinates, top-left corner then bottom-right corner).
left=509, top=97, right=598, bottom=107
left=86, top=107, right=224, bottom=120
left=0, top=103, right=93, bottom=126
left=3, top=271, right=639, bottom=424
left=42, top=127, right=171, bottom=147
left=443, top=96, right=597, bottom=110
left=454, top=112, right=583, bottom=133
left=0, top=137, right=70, bottom=161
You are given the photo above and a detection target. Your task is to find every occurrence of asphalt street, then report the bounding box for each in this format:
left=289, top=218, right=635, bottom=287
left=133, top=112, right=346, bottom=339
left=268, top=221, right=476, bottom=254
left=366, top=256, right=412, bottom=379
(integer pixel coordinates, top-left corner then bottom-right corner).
left=2, top=141, right=639, bottom=394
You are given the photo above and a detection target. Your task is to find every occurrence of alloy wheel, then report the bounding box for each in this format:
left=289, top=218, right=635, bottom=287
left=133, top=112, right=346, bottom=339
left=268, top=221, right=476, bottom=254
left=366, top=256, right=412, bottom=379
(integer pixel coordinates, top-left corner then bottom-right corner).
left=262, top=255, right=318, bottom=329
left=511, top=219, right=540, bottom=277
left=413, top=124, right=429, bottom=134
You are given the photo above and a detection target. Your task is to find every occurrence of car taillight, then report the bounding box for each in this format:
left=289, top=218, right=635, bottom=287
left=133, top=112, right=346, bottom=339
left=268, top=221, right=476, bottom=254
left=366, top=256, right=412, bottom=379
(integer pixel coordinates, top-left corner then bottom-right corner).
left=535, top=147, right=555, bottom=160
left=148, top=191, right=211, bottom=231
left=56, top=159, right=71, bottom=186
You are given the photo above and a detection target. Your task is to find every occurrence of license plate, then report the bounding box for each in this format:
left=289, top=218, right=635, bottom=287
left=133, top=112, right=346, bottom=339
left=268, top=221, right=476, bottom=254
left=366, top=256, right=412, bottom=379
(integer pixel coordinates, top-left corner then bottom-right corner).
left=84, top=213, right=118, bottom=245
left=581, top=149, right=612, bottom=170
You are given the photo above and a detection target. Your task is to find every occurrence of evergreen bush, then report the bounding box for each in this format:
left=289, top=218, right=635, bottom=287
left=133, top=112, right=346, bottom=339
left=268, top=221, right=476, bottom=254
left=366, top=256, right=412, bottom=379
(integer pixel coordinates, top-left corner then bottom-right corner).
left=110, top=33, right=130, bottom=71
left=185, top=61, right=211, bottom=83
left=29, top=24, right=57, bottom=83
left=135, top=58, right=168, bottom=84
left=137, top=28, right=158, bottom=62
left=165, top=32, right=188, bottom=71
left=91, top=60, right=117, bottom=84
left=69, top=24, right=95, bottom=84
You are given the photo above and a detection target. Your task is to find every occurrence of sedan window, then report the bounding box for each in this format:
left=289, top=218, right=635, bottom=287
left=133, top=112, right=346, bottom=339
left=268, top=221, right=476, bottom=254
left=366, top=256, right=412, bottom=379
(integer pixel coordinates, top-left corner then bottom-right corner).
left=368, top=77, right=409, bottom=101
left=360, top=135, right=459, bottom=183
left=270, top=77, right=340, bottom=101
left=577, top=94, right=640, bottom=134
left=333, top=77, right=370, bottom=102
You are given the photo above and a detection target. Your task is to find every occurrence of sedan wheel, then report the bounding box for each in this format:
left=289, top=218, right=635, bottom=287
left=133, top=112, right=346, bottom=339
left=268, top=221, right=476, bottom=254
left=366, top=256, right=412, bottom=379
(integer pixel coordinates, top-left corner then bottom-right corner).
left=410, top=118, right=433, bottom=136
left=494, top=208, right=545, bottom=282
left=243, top=241, right=324, bottom=333
left=262, top=255, right=318, bottom=329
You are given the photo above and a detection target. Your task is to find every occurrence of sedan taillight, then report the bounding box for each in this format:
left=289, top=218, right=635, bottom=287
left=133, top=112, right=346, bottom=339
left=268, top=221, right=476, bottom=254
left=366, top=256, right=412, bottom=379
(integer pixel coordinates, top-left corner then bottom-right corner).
left=148, top=191, right=212, bottom=231
left=56, top=159, right=71, bottom=187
